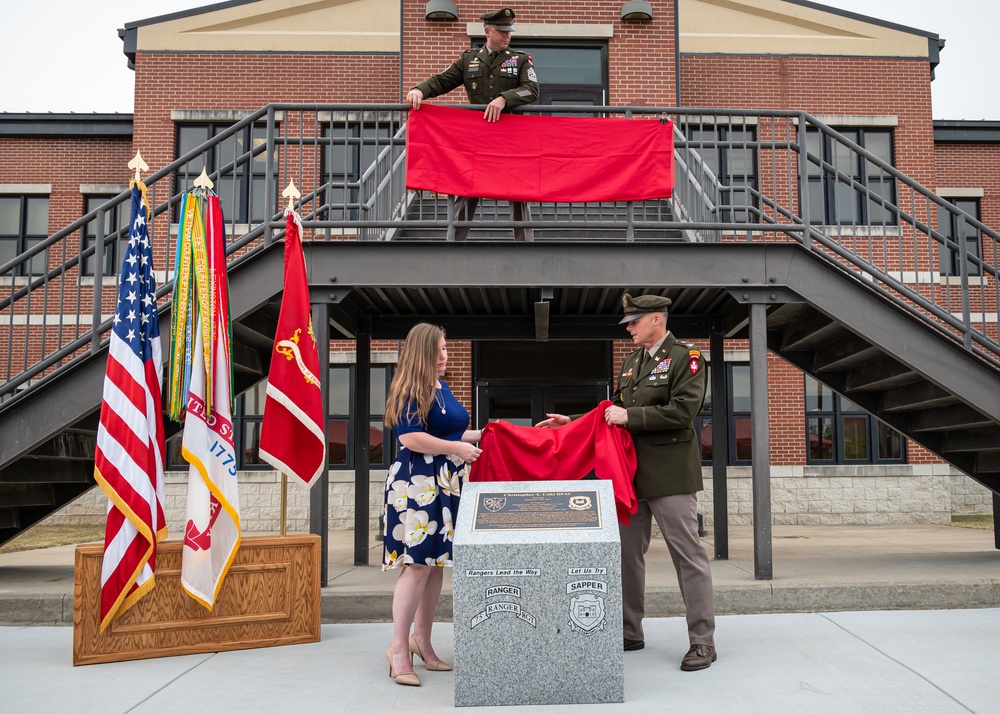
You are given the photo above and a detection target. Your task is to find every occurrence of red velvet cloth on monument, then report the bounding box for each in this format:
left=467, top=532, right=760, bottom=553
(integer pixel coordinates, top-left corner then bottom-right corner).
left=468, top=400, right=638, bottom=524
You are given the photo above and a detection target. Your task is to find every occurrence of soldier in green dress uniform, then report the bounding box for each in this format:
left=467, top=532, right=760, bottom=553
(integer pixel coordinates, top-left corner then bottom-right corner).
left=406, top=8, right=539, bottom=241
left=538, top=293, right=718, bottom=672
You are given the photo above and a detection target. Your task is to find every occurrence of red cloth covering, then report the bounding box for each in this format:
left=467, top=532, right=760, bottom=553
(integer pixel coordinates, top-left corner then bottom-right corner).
left=406, top=104, right=674, bottom=203
left=469, top=401, right=638, bottom=524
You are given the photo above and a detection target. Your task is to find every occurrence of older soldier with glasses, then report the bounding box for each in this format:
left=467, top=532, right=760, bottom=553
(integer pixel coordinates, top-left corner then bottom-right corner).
left=538, top=294, right=717, bottom=672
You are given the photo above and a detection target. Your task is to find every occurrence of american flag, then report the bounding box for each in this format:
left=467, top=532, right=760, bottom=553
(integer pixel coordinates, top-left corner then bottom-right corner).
left=93, top=182, right=167, bottom=632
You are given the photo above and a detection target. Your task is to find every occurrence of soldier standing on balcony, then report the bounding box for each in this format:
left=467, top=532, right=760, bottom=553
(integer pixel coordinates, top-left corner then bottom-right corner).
left=406, top=7, right=539, bottom=241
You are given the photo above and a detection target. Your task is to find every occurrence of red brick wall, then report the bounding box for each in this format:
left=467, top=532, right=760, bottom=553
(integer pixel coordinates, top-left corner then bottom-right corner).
left=401, top=0, right=676, bottom=106
left=0, top=135, right=133, bottom=379
left=131, top=51, right=399, bottom=181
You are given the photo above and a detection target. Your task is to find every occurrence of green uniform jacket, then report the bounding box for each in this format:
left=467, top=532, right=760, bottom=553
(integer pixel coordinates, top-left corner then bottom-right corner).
left=413, top=46, right=539, bottom=109
left=612, top=333, right=708, bottom=500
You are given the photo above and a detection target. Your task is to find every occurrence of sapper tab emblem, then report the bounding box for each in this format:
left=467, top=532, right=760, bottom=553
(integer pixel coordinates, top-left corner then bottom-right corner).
left=569, top=594, right=606, bottom=636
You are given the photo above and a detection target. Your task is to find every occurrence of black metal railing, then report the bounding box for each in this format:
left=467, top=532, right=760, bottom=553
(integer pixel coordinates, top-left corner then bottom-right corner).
left=1, top=103, right=997, bottom=408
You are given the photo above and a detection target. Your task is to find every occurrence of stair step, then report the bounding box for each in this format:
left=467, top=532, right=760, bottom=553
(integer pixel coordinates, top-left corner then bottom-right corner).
left=813, top=338, right=882, bottom=372
left=845, top=358, right=920, bottom=392
left=909, top=404, right=994, bottom=433
left=881, top=383, right=959, bottom=413
left=940, top=428, right=1000, bottom=453
left=0, top=458, right=95, bottom=484
left=780, top=315, right=849, bottom=352
left=0, top=483, right=55, bottom=508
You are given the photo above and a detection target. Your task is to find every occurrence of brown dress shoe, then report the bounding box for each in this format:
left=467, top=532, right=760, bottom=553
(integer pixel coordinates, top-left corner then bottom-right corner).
left=680, top=644, right=717, bottom=671
left=623, top=638, right=645, bottom=651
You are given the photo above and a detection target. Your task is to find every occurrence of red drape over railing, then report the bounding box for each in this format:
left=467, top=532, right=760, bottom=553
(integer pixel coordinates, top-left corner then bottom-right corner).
left=406, top=104, right=674, bottom=203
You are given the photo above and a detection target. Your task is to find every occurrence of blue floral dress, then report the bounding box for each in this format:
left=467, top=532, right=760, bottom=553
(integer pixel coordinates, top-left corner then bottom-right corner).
left=383, top=381, right=469, bottom=570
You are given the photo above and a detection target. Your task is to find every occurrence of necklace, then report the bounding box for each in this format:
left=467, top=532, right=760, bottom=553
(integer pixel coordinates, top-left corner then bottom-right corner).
left=434, top=388, right=446, bottom=414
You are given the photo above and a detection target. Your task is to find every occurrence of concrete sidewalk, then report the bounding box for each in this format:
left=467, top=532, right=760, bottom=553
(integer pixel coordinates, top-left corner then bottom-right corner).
left=1, top=523, right=998, bottom=625
left=3, top=609, right=999, bottom=712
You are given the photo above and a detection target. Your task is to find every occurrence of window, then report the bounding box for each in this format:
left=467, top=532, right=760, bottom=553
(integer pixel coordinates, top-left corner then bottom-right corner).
left=697, top=362, right=752, bottom=465
left=81, top=196, right=129, bottom=276
left=327, top=365, right=393, bottom=469
left=176, top=123, right=274, bottom=224
left=320, top=122, right=395, bottom=221
left=806, top=128, right=896, bottom=225
left=513, top=42, right=607, bottom=107
left=0, top=195, right=48, bottom=275
left=938, top=198, right=981, bottom=276
left=805, top=376, right=904, bottom=464
left=688, top=126, right=758, bottom=223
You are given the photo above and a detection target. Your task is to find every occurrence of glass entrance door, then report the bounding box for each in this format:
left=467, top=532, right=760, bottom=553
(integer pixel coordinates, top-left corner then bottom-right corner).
left=475, top=383, right=609, bottom=429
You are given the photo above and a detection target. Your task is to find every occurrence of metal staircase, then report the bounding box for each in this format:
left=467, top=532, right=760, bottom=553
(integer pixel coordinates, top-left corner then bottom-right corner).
left=1, top=103, right=998, bottom=546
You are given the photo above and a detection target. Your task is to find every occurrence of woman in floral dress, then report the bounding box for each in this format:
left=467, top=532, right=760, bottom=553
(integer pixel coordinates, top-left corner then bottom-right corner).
left=382, top=323, right=482, bottom=686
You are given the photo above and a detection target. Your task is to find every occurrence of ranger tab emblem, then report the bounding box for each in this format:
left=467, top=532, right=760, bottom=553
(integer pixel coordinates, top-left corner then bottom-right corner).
left=688, top=348, right=702, bottom=375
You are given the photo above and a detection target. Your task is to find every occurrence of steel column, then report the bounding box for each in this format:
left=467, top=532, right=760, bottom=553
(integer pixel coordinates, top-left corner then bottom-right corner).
left=710, top=328, right=729, bottom=559
left=309, top=301, right=331, bottom=586
left=353, top=314, right=372, bottom=565
left=994, top=492, right=1000, bottom=551
left=749, top=302, right=773, bottom=580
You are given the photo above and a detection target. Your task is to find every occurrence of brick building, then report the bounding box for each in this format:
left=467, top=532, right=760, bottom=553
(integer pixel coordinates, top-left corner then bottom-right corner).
left=1, top=0, right=997, bottom=538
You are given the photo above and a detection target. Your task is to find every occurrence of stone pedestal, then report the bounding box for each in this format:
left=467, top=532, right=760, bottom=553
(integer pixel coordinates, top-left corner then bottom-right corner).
left=453, top=480, right=624, bottom=707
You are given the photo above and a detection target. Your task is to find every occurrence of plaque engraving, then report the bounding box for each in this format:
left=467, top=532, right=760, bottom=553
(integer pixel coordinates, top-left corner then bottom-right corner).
left=471, top=490, right=601, bottom=531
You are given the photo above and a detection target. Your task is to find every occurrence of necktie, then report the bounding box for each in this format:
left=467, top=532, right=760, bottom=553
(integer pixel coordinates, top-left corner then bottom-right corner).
left=642, top=351, right=655, bottom=371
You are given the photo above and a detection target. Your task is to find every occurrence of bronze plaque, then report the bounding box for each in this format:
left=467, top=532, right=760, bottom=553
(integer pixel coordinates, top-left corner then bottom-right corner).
left=472, top=490, right=601, bottom=531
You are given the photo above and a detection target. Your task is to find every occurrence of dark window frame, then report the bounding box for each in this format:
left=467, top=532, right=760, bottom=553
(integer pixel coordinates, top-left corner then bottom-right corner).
left=174, top=122, right=275, bottom=225
left=938, top=197, right=981, bottom=276
left=806, top=127, right=897, bottom=226
left=687, top=125, right=759, bottom=224
left=81, top=196, right=129, bottom=277
left=508, top=40, right=609, bottom=108
left=0, top=194, right=49, bottom=276
left=319, top=121, right=397, bottom=221
left=804, top=375, right=906, bottom=465
left=697, top=362, right=752, bottom=466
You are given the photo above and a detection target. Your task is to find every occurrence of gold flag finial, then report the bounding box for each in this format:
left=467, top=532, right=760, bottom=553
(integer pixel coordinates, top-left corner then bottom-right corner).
left=127, top=151, right=149, bottom=182
left=282, top=179, right=301, bottom=211
left=193, top=167, right=214, bottom=190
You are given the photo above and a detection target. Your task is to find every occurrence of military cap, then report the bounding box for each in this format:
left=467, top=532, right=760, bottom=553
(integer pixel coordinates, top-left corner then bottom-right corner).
left=480, top=8, right=516, bottom=31
left=619, top=293, right=672, bottom=324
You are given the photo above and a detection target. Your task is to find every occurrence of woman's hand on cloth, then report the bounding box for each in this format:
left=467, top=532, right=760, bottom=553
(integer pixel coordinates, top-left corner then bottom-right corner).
left=535, top=413, right=570, bottom=428
left=455, top=441, right=482, bottom=463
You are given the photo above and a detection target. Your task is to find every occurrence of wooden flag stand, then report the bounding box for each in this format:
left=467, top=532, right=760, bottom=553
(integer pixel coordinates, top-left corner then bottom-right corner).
left=73, top=162, right=321, bottom=666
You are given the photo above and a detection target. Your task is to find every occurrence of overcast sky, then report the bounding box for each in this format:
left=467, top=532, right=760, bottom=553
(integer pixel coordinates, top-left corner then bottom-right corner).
left=1, top=0, right=996, bottom=120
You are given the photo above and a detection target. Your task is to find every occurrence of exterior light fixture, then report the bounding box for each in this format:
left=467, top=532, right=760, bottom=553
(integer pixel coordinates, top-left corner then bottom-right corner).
left=620, top=1, right=653, bottom=21
left=425, top=0, right=459, bottom=21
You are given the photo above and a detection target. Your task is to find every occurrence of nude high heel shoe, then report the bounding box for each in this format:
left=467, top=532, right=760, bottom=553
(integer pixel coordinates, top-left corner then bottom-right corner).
left=386, top=645, right=420, bottom=686
left=409, top=635, right=453, bottom=672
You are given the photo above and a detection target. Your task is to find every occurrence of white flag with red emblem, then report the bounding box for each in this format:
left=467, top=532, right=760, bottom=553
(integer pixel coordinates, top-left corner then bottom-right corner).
left=259, top=209, right=326, bottom=486
left=178, top=194, right=240, bottom=610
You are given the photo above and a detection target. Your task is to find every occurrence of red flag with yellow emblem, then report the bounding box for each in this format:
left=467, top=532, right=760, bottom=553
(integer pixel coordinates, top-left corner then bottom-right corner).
left=259, top=209, right=326, bottom=486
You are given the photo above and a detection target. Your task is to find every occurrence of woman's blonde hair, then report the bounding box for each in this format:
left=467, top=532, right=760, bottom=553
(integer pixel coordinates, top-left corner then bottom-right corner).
left=384, top=323, right=445, bottom=428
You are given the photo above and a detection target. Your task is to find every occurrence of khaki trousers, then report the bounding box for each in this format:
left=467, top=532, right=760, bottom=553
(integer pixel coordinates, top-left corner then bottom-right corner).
left=452, top=196, right=534, bottom=241
left=619, top=492, right=715, bottom=646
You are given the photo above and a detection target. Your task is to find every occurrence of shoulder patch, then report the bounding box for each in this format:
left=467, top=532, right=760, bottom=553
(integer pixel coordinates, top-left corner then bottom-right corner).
left=687, top=348, right=702, bottom=375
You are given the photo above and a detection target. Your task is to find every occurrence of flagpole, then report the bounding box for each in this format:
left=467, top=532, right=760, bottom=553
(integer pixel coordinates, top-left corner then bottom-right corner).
left=276, top=179, right=300, bottom=539
left=280, top=474, right=288, bottom=536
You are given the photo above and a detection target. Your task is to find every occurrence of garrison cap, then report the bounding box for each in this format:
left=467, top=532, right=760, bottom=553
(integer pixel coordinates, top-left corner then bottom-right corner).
left=481, top=8, right=516, bottom=31
left=619, top=293, right=672, bottom=324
